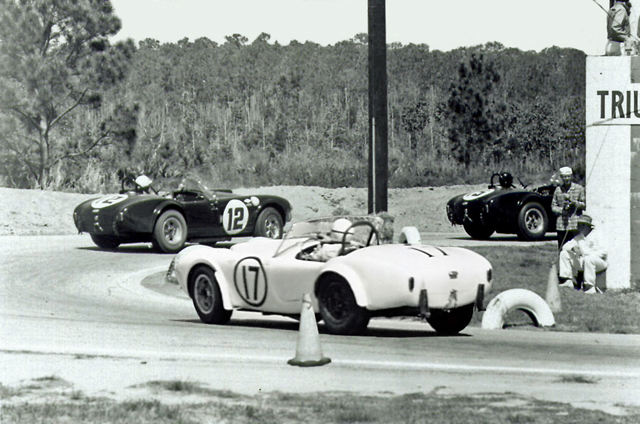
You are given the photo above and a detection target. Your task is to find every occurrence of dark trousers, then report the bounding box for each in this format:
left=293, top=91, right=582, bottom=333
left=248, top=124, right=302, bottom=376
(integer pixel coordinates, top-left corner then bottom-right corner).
left=557, top=230, right=578, bottom=250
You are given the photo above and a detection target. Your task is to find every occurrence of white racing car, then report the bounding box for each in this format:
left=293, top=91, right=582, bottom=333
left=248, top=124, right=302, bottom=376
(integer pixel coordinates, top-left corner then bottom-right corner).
left=174, top=216, right=493, bottom=335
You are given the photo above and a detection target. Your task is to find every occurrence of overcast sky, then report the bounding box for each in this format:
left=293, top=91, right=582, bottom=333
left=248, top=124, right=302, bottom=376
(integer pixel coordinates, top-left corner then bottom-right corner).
left=109, top=0, right=633, bottom=57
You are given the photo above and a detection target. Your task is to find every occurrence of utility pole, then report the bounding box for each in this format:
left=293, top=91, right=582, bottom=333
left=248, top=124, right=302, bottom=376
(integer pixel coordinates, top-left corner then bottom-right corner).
left=368, top=0, right=388, bottom=214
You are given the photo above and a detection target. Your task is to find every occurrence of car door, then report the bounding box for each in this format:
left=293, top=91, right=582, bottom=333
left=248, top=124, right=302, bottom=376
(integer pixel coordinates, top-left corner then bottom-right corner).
left=265, top=255, right=323, bottom=304
left=175, top=191, right=219, bottom=237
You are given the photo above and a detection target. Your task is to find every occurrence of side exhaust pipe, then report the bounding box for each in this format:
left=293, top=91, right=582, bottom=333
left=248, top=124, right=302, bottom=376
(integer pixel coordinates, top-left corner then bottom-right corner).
left=475, top=284, right=485, bottom=311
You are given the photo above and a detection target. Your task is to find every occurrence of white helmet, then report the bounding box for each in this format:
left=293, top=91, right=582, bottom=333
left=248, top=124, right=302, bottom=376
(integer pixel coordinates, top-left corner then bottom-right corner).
left=331, top=218, right=353, bottom=242
left=135, top=175, right=153, bottom=189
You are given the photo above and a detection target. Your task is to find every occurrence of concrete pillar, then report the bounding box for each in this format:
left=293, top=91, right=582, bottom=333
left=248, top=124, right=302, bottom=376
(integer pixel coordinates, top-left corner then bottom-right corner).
left=585, top=56, right=640, bottom=289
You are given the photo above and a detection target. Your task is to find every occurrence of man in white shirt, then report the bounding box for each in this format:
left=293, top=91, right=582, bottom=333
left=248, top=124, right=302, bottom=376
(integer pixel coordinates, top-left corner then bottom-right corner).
left=308, top=218, right=356, bottom=262
left=558, top=215, right=608, bottom=293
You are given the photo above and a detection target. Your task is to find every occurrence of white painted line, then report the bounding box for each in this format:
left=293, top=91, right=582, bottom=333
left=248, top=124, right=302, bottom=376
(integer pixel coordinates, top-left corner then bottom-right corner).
left=3, top=346, right=639, bottom=379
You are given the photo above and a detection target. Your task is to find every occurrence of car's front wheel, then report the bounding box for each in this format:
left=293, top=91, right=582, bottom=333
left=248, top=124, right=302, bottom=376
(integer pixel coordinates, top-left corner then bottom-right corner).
left=427, top=304, right=474, bottom=335
left=190, top=265, right=232, bottom=324
left=317, top=275, right=370, bottom=335
left=152, top=210, right=187, bottom=253
left=516, top=202, right=548, bottom=241
left=254, top=207, right=283, bottom=239
left=463, top=222, right=494, bottom=240
left=90, top=234, right=120, bottom=250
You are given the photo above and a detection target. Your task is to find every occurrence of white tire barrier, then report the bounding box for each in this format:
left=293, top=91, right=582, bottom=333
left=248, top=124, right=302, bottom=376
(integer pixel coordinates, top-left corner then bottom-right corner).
left=481, top=288, right=555, bottom=330
left=398, top=226, right=421, bottom=245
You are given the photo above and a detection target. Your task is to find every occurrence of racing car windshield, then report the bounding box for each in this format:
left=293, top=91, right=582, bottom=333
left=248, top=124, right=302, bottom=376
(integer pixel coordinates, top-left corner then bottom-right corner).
left=273, top=216, right=384, bottom=257
left=178, top=176, right=216, bottom=199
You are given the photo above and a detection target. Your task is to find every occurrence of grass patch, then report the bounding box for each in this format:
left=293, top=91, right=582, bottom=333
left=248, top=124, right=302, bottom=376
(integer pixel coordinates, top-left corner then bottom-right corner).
left=0, top=383, right=21, bottom=399
left=467, top=245, right=640, bottom=334
left=33, top=376, right=63, bottom=382
left=3, top=391, right=637, bottom=424
left=135, top=380, right=243, bottom=399
left=556, top=375, right=600, bottom=384
left=2, top=399, right=192, bottom=424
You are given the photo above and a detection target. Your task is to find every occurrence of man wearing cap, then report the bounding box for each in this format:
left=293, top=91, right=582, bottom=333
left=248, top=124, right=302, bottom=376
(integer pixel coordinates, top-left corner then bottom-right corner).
left=551, top=167, right=586, bottom=250
left=558, top=215, right=608, bottom=293
left=606, top=0, right=633, bottom=56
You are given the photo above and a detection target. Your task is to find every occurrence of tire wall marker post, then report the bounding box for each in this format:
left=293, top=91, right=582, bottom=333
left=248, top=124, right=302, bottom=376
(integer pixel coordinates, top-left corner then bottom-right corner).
left=481, top=289, right=555, bottom=330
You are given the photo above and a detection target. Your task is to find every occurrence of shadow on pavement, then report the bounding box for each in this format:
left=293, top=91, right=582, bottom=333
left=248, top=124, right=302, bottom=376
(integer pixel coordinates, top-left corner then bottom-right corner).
left=76, top=244, right=158, bottom=254
left=170, top=317, right=472, bottom=338
left=448, top=234, right=557, bottom=242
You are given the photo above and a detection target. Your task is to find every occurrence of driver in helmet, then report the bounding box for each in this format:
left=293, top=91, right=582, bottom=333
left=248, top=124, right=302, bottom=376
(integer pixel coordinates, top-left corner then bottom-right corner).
left=308, top=218, right=359, bottom=262
left=498, top=172, right=513, bottom=189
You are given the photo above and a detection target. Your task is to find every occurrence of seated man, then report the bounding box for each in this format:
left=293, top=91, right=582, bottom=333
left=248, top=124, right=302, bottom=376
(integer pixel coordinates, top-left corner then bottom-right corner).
left=558, top=215, right=608, bottom=293
left=307, top=218, right=357, bottom=262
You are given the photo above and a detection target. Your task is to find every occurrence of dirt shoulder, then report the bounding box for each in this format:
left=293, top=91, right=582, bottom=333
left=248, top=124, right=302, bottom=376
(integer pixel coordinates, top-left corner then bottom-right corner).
left=0, top=185, right=483, bottom=237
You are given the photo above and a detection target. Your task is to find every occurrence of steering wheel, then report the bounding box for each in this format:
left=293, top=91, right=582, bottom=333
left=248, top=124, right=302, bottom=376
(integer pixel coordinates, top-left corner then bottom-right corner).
left=120, top=176, right=152, bottom=194
left=339, top=221, right=379, bottom=256
left=489, top=173, right=501, bottom=189
left=121, top=176, right=139, bottom=194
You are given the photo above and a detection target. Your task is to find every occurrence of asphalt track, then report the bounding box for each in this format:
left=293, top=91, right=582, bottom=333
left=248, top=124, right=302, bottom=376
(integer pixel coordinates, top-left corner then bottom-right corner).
left=1, top=234, right=638, bottom=414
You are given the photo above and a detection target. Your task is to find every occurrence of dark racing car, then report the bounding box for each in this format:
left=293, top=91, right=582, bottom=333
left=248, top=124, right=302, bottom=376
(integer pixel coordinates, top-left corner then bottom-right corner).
left=446, top=173, right=557, bottom=241
left=73, top=175, right=292, bottom=253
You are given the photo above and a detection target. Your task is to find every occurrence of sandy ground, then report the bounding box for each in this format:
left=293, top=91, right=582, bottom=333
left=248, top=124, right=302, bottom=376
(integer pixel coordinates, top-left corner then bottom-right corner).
left=0, top=184, right=484, bottom=237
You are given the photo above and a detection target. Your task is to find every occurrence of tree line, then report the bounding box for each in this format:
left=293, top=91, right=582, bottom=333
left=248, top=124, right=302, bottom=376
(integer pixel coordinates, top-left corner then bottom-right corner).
left=0, top=0, right=586, bottom=192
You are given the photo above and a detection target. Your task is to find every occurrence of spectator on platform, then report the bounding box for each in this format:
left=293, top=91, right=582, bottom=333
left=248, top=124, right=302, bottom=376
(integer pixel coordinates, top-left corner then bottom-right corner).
left=606, top=0, right=632, bottom=56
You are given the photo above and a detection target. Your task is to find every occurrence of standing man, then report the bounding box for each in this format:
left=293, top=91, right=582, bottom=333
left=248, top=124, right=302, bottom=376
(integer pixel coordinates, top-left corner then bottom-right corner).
left=606, top=0, right=633, bottom=56
left=558, top=215, right=608, bottom=293
left=551, top=167, right=586, bottom=250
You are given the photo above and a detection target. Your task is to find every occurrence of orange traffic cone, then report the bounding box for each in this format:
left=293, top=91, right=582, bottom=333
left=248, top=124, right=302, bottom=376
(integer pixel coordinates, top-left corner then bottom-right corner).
left=288, top=293, right=331, bottom=367
left=545, top=262, right=562, bottom=313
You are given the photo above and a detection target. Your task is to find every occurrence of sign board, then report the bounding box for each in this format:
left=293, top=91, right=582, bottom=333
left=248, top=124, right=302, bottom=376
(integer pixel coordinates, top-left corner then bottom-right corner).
left=586, top=56, right=640, bottom=289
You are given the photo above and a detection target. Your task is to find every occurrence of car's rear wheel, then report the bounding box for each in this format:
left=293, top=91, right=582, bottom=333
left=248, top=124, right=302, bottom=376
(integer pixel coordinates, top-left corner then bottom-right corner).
left=516, top=202, right=548, bottom=241
left=190, top=265, right=232, bottom=324
left=317, top=275, right=369, bottom=335
left=254, top=207, right=283, bottom=239
left=427, top=304, right=474, bottom=335
left=463, top=222, right=494, bottom=240
left=90, top=234, right=120, bottom=250
left=152, top=210, right=187, bottom=253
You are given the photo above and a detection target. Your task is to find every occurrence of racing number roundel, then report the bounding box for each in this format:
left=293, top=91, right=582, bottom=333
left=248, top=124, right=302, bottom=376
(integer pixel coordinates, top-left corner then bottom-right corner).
left=233, top=257, right=268, bottom=307
left=222, top=199, right=249, bottom=235
left=90, top=194, right=128, bottom=209
left=462, top=189, right=495, bottom=201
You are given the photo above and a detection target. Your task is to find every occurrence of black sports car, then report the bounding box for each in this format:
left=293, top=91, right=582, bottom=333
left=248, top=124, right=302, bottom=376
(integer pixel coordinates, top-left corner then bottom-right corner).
left=73, top=175, right=292, bottom=253
left=446, top=173, right=557, bottom=241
